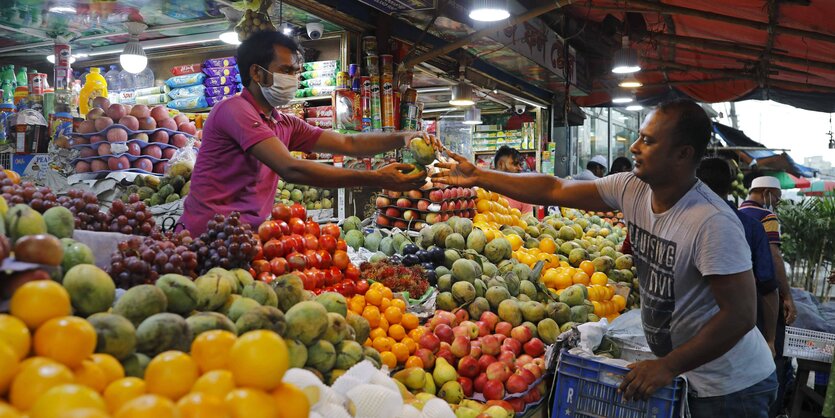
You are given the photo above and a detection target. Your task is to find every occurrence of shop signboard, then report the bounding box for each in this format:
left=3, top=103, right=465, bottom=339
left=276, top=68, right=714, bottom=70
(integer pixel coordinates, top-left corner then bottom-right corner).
left=12, top=153, right=50, bottom=182
left=359, top=0, right=435, bottom=14
left=487, top=21, right=577, bottom=85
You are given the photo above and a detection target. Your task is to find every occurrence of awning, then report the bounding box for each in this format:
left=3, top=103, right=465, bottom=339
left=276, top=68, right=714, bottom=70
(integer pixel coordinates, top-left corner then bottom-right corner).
left=767, top=172, right=810, bottom=190
left=801, top=180, right=835, bottom=196
left=712, top=122, right=818, bottom=178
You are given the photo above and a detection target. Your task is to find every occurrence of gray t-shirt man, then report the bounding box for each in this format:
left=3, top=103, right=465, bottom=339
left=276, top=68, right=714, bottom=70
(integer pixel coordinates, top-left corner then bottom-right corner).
left=596, top=172, right=775, bottom=397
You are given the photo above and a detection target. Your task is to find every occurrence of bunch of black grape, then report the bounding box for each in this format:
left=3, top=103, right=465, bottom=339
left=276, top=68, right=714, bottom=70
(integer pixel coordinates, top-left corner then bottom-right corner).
left=57, top=189, right=110, bottom=231
left=189, top=212, right=258, bottom=274
left=108, top=194, right=156, bottom=236
left=108, top=231, right=199, bottom=288
left=1, top=180, right=60, bottom=213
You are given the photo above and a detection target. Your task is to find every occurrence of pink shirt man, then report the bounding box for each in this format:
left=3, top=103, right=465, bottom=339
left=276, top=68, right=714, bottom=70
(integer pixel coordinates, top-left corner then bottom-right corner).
left=181, top=89, right=322, bottom=235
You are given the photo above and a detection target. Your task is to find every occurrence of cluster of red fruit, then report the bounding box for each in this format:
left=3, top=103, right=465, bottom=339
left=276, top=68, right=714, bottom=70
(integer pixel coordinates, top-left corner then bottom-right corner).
left=375, top=186, right=477, bottom=230
left=417, top=310, right=548, bottom=413
left=252, top=203, right=364, bottom=297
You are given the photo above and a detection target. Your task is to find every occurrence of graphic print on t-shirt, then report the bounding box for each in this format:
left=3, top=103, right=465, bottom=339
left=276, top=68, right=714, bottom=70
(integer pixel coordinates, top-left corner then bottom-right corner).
left=629, top=222, right=677, bottom=355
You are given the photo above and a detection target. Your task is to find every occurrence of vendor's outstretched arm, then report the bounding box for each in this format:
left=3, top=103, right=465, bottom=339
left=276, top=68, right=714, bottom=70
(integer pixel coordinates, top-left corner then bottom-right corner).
left=432, top=150, right=614, bottom=211
left=313, top=130, right=440, bottom=158
left=250, top=136, right=425, bottom=191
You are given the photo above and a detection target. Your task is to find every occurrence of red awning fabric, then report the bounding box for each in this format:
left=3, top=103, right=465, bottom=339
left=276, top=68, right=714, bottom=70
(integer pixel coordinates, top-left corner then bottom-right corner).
left=567, top=0, right=835, bottom=111
left=788, top=173, right=811, bottom=189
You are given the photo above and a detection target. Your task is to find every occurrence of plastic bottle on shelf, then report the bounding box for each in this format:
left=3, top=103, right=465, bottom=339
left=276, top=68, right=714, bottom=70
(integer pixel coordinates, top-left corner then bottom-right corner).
left=79, top=68, right=90, bottom=85
left=0, top=66, right=15, bottom=103
left=104, top=65, right=121, bottom=103
left=78, top=67, right=108, bottom=115
left=118, top=68, right=136, bottom=104
left=16, top=66, right=27, bottom=88
left=133, top=67, right=155, bottom=89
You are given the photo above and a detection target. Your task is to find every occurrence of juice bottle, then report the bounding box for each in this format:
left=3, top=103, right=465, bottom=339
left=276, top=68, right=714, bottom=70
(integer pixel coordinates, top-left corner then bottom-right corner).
left=78, top=67, right=108, bottom=115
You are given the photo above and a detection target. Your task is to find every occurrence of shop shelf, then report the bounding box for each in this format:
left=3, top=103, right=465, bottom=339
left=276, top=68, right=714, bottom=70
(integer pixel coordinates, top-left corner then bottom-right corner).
left=551, top=351, right=684, bottom=418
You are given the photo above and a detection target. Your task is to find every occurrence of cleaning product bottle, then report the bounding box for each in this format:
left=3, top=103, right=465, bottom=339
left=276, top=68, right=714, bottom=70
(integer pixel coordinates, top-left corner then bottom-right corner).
left=104, top=65, right=121, bottom=103
left=79, top=67, right=108, bottom=115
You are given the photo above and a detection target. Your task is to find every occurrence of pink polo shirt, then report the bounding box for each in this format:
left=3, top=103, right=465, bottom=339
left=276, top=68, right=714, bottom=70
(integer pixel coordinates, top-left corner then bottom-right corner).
left=180, top=89, right=322, bottom=235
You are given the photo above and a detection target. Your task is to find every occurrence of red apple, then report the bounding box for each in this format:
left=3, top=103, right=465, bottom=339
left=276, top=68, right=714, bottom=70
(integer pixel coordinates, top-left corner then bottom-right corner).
left=502, top=338, right=522, bottom=356
left=417, top=200, right=430, bottom=211
left=396, top=198, right=412, bottom=208
left=483, top=380, right=506, bottom=401
left=386, top=190, right=402, bottom=198
left=415, top=348, right=435, bottom=369
left=469, top=341, right=482, bottom=359
left=486, top=362, right=511, bottom=382
left=495, top=322, right=513, bottom=337
left=511, top=326, right=533, bottom=344
left=523, top=338, right=545, bottom=357
left=402, top=210, right=418, bottom=221
left=450, top=336, right=470, bottom=358
left=522, top=362, right=542, bottom=379
left=517, top=368, right=537, bottom=386
left=419, top=333, right=441, bottom=353
left=480, top=312, right=499, bottom=331
left=434, top=324, right=454, bottom=344
left=474, top=373, right=488, bottom=393
left=457, top=356, right=480, bottom=378
left=436, top=348, right=455, bottom=366
left=486, top=400, right=516, bottom=415
left=457, top=376, right=474, bottom=397
left=442, top=188, right=452, bottom=200
left=425, top=213, right=440, bottom=225
left=516, top=354, right=534, bottom=368
left=376, top=215, right=391, bottom=226
left=477, top=354, right=497, bottom=373
left=495, top=334, right=507, bottom=344
left=453, top=309, right=469, bottom=326
left=508, top=398, right=526, bottom=413
left=429, top=189, right=443, bottom=202
left=375, top=196, right=391, bottom=208
left=498, top=351, right=516, bottom=368
left=480, top=335, right=501, bottom=356
left=385, top=207, right=401, bottom=218
left=475, top=321, right=491, bottom=337
left=407, top=189, right=423, bottom=199
left=505, top=373, right=528, bottom=394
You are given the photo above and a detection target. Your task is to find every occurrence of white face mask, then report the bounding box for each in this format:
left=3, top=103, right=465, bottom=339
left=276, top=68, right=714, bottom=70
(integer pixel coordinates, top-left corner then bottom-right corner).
left=257, top=66, right=298, bottom=107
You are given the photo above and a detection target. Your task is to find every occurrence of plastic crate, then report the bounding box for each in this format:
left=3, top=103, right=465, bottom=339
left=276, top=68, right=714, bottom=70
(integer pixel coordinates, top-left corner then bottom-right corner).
left=784, top=326, right=835, bottom=363
left=551, top=351, right=684, bottom=418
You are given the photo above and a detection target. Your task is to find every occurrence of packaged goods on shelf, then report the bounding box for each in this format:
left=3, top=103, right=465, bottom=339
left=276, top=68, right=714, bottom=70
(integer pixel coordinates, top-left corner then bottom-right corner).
left=204, top=74, right=241, bottom=87
left=203, top=56, right=237, bottom=68
left=168, top=85, right=206, bottom=100
left=306, top=117, right=333, bottom=129
left=170, top=63, right=202, bottom=76
left=165, top=73, right=206, bottom=89
left=304, top=106, right=334, bottom=119
left=202, top=66, right=239, bottom=78
left=335, top=90, right=361, bottom=131
left=300, top=77, right=336, bottom=88
left=303, top=60, right=340, bottom=71
left=167, top=96, right=208, bottom=111
left=300, top=68, right=338, bottom=80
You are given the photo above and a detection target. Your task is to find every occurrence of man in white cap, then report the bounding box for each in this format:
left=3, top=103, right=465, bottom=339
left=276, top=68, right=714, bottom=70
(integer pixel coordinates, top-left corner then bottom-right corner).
left=573, top=155, right=608, bottom=180
left=739, top=175, right=796, bottom=416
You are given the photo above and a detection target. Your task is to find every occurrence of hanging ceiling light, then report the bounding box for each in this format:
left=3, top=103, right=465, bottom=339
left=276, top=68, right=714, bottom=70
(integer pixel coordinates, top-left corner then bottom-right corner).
left=611, top=90, right=633, bottom=104
left=463, top=106, right=483, bottom=125
left=46, top=54, right=76, bottom=64
left=279, top=23, right=295, bottom=36
left=219, top=22, right=240, bottom=45
left=469, top=0, right=510, bottom=22
left=120, top=22, right=148, bottom=74
left=618, top=74, right=642, bottom=88
left=450, top=81, right=475, bottom=107
left=612, top=36, right=640, bottom=74
left=626, top=104, right=643, bottom=111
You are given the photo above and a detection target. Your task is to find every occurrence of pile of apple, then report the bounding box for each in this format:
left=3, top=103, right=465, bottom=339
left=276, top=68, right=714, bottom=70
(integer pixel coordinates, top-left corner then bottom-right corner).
left=73, top=100, right=199, bottom=175
left=374, top=186, right=477, bottom=230
left=415, top=309, right=549, bottom=413
left=252, top=203, right=365, bottom=297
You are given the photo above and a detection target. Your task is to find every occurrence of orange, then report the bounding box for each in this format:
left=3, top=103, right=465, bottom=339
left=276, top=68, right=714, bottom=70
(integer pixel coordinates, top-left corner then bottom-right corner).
left=401, top=337, right=417, bottom=354
left=390, top=343, right=409, bottom=363
left=176, top=392, right=229, bottom=418
left=384, top=306, right=402, bottom=325
left=554, top=271, right=573, bottom=290
left=539, top=237, right=557, bottom=254
left=361, top=305, right=381, bottom=328
left=586, top=286, right=599, bottom=302
left=590, top=272, right=608, bottom=286
left=90, top=354, right=125, bottom=385
left=0, top=402, right=20, bottom=418
left=10, top=360, right=74, bottom=410
left=404, top=356, right=423, bottom=369
left=34, top=316, right=96, bottom=369
left=381, top=286, right=394, bottom=300
left=228, top=331, right=288, bottom=391
left=4, top=170, right=19, bottom=185
left=369, top=282, right=384, bottom=292
left=379, top=297, right=392, bottom=312
left=55, top=408, right=109, bottom=418
left=379, top=351, right=397, bottom=369
left=103, top=377, right=146, bottom=413
left=372, top=336, right=393, bottom=353
left=571, top=271, right=590, bottom=286
left=612, top=295, right=627, bottom=312
left=401, top=313, right=419, bottom=330
left=190, top=370, right=235, bottom=399
left=191, top=330, right=237, bottom=374
left=364, top=289, right=382, bottom=307
left=592, top=301, right=605, bottom=317
left=0, top=341, right=19, bottom=395
left=369, top=328, right=387, bottom=341
left=542, top=269, right=559, bottom=289
left=378, top=316, right=389, bottom=332
left=408, top=327, right=426, bottom=341
left=364, top=338, right=372, bottom=347
left=225, top=389, right=278, bottom=418
left=145, top=351, right=199, bottom=400
left=391, top=298, right=407, bottom=312
left=348, top=295, right=366, bottom=314
left=506, top=234, right=523, bottom=251
left=578, top=260, right=595, bottom=277
left=113, top=394, right=178, bottom=418
left=10, top=281, right=71, bottom=329
left=29, top=384, right=106, bottom=418
left=73, top=360, right=108, bottom=393
left=271, top=383, right=309, bottom=418
left=388, top=324, right=406, bottom=342
left=0, top=314, right=31, bottom=360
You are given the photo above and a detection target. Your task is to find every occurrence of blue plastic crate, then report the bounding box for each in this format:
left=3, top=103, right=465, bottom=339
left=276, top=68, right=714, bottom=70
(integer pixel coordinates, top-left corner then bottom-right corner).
left=551, top=351, right=684, bottom=418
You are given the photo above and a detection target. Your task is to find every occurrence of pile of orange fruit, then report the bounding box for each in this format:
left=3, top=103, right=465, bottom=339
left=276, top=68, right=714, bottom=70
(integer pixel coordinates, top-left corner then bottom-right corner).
left=349, top=283, right=423, bottom=370
left=539, top=260, right=626, bottom=321
left=510, top=235, right=562, bottom=270
left=0, top=280, right=308, bottom=418
left=473, top=188, right=527, bottom=230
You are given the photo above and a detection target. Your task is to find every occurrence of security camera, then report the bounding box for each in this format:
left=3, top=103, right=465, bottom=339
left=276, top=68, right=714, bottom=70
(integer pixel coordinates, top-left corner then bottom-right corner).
left=514, top=104, right=526, bottom=115
left=306, top=22, right=324, bottom=40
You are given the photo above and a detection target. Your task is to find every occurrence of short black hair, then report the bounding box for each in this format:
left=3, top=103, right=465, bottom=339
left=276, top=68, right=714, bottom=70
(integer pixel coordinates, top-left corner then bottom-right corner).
left=237, top=31, right=303, bottom=87
left=586, top=161, right=605, bottom=171
left=494, top=146, right=521, bottom=168
left=656, top=99, right=712, bottom=161
left=609, top=156, right=632, bottom=173
left=697, top=157, right=733, bottom=197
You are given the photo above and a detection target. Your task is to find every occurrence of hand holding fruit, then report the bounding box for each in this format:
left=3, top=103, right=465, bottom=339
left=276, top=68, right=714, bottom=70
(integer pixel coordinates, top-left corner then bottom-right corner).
left=378, top=163, right=427, bottom=191
left=432, top=149, right=479, bottom=187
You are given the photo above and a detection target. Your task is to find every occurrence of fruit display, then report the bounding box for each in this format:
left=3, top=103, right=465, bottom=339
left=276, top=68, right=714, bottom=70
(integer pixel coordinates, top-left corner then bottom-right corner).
left=236, top=7, right=275, bottom=41
left=275, top=179, right=333, bottom=211
left=107, top=230, right=198, bottom=287
left=252, top=203, right=363, bottom=296
left=359, top=259, right=430, bottom=300
left=473, top=188, right=528, bottom=231
left=394, top=309, right=548, bottom=414
left=120, top=161, right=192, bottom=207
left=374, top=186, right=477, bottom=231
left=57, top=189, right=108, bottom=231
left=581, top=210, right=625, bottom=228
left=0, top=178, right=60, bottom=214
left=71, top=103, right=198, bottom=176
left=189, top=212, right=259, bottom=275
